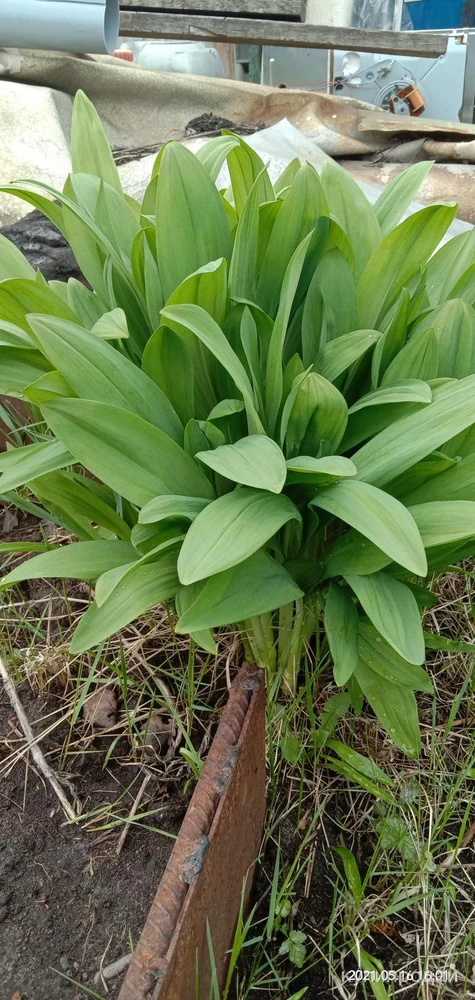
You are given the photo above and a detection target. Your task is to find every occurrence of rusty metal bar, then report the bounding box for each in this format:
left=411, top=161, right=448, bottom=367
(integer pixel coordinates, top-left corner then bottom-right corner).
left=118, top=662, right=266, bottom=1000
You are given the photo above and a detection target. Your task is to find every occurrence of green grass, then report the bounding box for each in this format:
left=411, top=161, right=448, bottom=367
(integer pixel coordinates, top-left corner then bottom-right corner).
left=2, top=531, right=475, bottom=999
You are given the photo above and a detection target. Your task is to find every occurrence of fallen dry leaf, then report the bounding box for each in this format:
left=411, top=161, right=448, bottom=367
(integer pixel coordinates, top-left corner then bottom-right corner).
left=371, top=918, right=406, bottom=943
left=10, top=993, right=22, bottom=1000
left=142, top=710, right=176, bottom=759
left=83, top=688, right=118, bottom=728
left=2, top=509, right=18, bottom=534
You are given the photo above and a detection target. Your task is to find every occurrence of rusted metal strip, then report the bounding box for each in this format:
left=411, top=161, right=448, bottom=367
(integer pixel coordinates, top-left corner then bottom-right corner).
left=118, top=662, right=266, bottom=1000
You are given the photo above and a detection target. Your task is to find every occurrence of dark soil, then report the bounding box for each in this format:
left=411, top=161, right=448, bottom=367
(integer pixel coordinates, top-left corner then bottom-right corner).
left=0, top=685, right=182, bottom=1000
left=0, top=210, right=81, bottom=283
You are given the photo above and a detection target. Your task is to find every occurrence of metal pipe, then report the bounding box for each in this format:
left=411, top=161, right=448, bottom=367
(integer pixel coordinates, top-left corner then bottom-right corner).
left=0, top=0, right=119, bottom=54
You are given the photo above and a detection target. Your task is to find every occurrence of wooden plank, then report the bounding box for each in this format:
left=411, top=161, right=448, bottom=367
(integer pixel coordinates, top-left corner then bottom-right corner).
left=119, top=12, right=448, bottom=58
left=119, top=0, right=307, bottom=21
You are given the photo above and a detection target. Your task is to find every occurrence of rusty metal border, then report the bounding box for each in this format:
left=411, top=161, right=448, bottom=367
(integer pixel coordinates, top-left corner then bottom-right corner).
left=118, top=662, right=266, bottom=1000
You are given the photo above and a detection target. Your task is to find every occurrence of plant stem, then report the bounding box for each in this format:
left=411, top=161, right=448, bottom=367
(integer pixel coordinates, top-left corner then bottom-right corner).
left=282, top=598, right=304, bottom=695
left=244, top=613, right=277, bottom=685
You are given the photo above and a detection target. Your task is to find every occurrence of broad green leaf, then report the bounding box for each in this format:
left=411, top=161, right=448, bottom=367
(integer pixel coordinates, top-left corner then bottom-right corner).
left=0, top=439, right=72, bottom=492
left=0, top=541, right=55, bottom=554
left=142, top=325, right=194, bottom=427
left=298, top=373, right=348, bottom=455
left=161, top=303, right=263, bottom=434
left=326, top=499, right=475, bottom=578
left=314, top=329, right=381, bottom=384
left=208, top=399, right=245, bottom=420
left=163, top=258, right=228, bottom=418
left=30, top=470, right=131, bottom=541
left=66, top=278, right=106, bottom=329
left=410, top=501, right=475, bottom=548
left=225, top=133, right=274, bottom=216
left=381, top=328, right=438, bottom=386
left=1, top=540, right=137, bottom=586
left=324, top=583, right=359, bottom=685
left=0, top=234, right=36, bottom=281
left=94, top=561, right=137, bottom=607
left=0, top=319, right=35, bottom=349
left=314, top=692, right=351, bottom=745
left=94, top=179, right=140, bottom=261
left=176, top=550, right=303, bottom=633
left=139, top=495, right=210, bottom=525
left=403, top=452, right=475, bottom=504
left=91, top=308, right=129, bottom=341
left=435, top=299, right=475, bottom=378
left=61, top=177, right=109, bottom=300
left=302, top=249, right=358, bottom=363
left=70, top=551, right=179, bottom=653
left=240, top=308, right=264, bottom=407
left=229, top=169, right=265, bottom=302
left=374, top=162, right=434, bottom=235
left=354, top=658, right=421, bottom=757
left=326, top=761, right=395, bottom=804
left=406, top=583, right=438, bottom=609
left=0, top=278, right=77, bottom=333
left=156, top=142, right=232, bottom=301
left=359, top=622, right=433, bottom=693
left=312, top=480, right=427, bottom=577
left=265, top=232, right=314, bottom=435
left=166, top=258, right=228, bottom=327
left=42, top=399, right=213, bottom=507
left=24, top=370, right=74, bottom=405
left=321, top=160, right=380, bottom=279
left=423, top=631, right=475, bottom=653
left=345, top=572, right=425, bottom=665
left=426, top=227, right=475, bottom=305
left=177, top=487, right=301, bottom=585
left=333, top=847, right=363, bottom=905
left=274, top=158, right=301, bottom=195
left=131, top=520, right=184, bottom=556
left=349, top=380, right=432, bottom=414
left=175, top=581, right=217, bottom=655
left=71, top=90, right=122, bottom=193
left=280, top=369, right=317, bottom=453
left=195, top=134, right=240, bottom=181
left=28, top=314, right=183, bottom=442
left=258, top=165, right=327, bottom=317
left=354, top=375, right=475, bottom=487
left=391, top=451, right=458, bottom=502
left=446, top=262, right=475, bottom=304
left=132, top=228, right=163, bottom=330
left=358, top=204, right=457, bottom=328
left=280, top=730, right=302, bottom=765
left=196, top=435, right=287, bottom=493
left=343, top=380, right=433, bottom=450
left=323, top=529, right=391, bottom=580
left=95, top=534, right=183, bottom=607
left=326, top=738, right=394, bottom=785
left=286, top=455, right=356, bottom=486
left=0, top=347, right=52, bottom=396
left=371, top=289, right=410, bottom=388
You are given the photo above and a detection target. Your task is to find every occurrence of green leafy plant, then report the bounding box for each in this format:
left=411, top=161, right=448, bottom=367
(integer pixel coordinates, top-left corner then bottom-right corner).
left=2, top=91, right=475, bottom=755
left=278, top=929, right=308, bottom=969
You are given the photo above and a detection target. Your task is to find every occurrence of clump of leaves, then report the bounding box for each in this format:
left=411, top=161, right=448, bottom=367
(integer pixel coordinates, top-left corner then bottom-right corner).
left=2, top=91, right=475, bottom=755
left=278, top=929, right=308, bottom=969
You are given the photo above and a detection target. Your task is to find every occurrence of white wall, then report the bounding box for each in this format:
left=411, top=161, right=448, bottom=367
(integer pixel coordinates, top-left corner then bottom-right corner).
left=306, top=0, right=354, bottom=26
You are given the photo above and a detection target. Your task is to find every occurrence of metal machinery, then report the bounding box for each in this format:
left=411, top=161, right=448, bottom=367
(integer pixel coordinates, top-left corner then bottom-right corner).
left=260, top=30, right=475, bottom=123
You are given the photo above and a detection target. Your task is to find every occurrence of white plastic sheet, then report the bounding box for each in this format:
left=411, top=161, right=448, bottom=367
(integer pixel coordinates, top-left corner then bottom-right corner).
left=352, top=0, right=397, bottom=30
